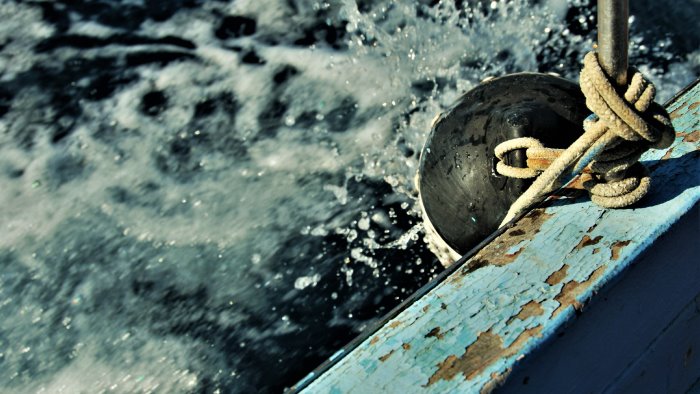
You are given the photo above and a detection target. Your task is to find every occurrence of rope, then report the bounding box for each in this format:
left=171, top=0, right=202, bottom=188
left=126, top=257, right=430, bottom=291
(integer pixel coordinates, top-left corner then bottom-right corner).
left=495, top=51, right=675, bottom=226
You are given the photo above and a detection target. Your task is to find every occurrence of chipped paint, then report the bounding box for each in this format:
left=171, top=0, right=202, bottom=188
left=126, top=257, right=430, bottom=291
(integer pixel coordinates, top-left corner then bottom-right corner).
left=546, top=264, right=569, bottom=286
left=425, top=327, right=444, bottom=340
left=378, top=349, right=395, bottom=362
left=506, top=300, right=545, bottom=325
left=387, top=320, right=403, bottom=329
left=682, top=130, right=699, bottom=143
left=480, top=369, right=512, bottom=394
left=426, top=326, right=543, bottom=386
left=514, top=301, right=545, bottom=321
left=296, top=80, right=699, bottom=394
left=552, top=265, right=607, bottom=317
left=611, top=240, right=632, bottom=260
left=575, top=235, right=603, bottom=250
left=462, top=209, right=553, bottom=271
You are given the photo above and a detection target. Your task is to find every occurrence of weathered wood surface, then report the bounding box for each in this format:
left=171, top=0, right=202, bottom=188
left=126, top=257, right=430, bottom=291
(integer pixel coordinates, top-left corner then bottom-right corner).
left=498, top=206, right=699, bottom=393
left=296, top=80, right=699, bottom=393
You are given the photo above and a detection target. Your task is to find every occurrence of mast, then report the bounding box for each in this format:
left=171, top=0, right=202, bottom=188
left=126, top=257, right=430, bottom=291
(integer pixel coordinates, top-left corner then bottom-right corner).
left=597, top=0, right=629, bottom=86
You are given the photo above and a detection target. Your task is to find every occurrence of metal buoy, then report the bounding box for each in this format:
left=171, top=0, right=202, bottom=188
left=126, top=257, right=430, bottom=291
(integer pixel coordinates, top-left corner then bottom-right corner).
left=417, top=73, right=589, bottom=257
left=417, top=0, right=630, bottom=260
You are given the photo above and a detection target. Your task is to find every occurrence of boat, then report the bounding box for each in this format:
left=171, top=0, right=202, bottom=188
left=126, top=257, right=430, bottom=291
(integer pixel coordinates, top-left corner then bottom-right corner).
left=289, top=0, right=700, bottom=391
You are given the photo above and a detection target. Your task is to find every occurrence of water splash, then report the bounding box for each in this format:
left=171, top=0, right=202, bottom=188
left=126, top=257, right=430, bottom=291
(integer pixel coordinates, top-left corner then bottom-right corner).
left=0, top=0, right=696, bottom=392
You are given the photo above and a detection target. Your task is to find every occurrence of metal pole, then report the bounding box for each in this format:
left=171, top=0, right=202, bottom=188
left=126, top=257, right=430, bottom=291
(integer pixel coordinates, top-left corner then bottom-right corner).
left=597, top=0, right=629, bottom=86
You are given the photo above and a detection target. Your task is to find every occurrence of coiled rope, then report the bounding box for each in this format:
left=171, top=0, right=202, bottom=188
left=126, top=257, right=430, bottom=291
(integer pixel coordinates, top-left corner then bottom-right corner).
left=495, top=51, right=675, bottom=226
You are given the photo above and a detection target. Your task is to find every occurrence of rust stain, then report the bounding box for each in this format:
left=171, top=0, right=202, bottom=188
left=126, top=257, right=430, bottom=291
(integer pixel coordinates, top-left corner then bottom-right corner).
left=425, top=327, right=445, bottom=340
left=378, top=349, right=395, bottom=362
left=369, top=336, right=380, bottom=345
left=508, top=229, right=525, bottom=237
left=426, top=326, right=543, bottom=386
left=545, top=264, right=569, bottom=286
left=402, top=343, right=411, bottom=351
left=574, top=235, right=603, bottom=250
left=689, top=102, right=700, bottom=111
left=388, top=320, right=403, bottom=329
left=422, top=304, right=431, bottom=313
left=592, top=247, right=600, bottom=255
left=611, top=240, right=632, bottom=260
left=552, top=265, right=607, bottom=317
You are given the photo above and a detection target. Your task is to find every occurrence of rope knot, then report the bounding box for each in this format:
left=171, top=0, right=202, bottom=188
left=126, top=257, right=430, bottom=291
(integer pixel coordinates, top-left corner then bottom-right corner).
left=578, top=52, right=674, bottom=208
left=494, top=51, right=676, bottom=225
left=580, top=52, right=674, bottom=147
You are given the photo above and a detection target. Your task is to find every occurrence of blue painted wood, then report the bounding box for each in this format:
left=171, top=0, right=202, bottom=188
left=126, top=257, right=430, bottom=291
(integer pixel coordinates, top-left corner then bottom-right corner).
left=295, top=80, right=699, bottom=393
left=498, top=206, right=700, bottom=393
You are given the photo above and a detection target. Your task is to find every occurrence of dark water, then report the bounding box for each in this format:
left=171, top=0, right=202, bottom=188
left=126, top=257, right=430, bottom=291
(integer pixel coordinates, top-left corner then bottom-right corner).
left=0, top=0, right=697, bottom=392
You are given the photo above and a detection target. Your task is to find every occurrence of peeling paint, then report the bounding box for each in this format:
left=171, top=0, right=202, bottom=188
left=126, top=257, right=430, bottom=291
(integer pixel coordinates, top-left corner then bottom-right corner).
left=480, top=368, right=512, bottom=394
left=426, top=326, right=543, bottom=386
left=460, top=258, right=490, bottom=276
left=661, top=148, right=674, bottom=160
left=514, top=301, right=545, bottom=321
left=546, top=264, right=569, bottom=286
left=463, top=209, right=554, bottom=271
left=388, top=320, right=403, bottom=329
left=610, top=240, right=632, bottom=260
left=682, top=130, right=699, bottom=143
left=378, top=349, right=395, bottom=362
left=575, top=235, right=603, bottom=250
left=506, top=300, right=545, bottom=325
left=425, top=327, right=444, bottom=340
left=552, top=266, right=607, bottom=317
left=370, top=336, right=380, bottom=345
left=504, top=246, right=525, bottom=260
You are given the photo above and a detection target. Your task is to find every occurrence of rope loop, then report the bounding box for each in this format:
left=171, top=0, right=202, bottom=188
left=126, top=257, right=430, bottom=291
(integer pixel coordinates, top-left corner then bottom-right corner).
left=494, top=137, right=544, bottom=179
left=496, top=51, right=676, bottom=225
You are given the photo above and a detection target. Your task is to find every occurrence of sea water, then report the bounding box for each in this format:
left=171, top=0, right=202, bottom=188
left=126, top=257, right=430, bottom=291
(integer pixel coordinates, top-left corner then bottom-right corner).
left=0, top=0, right=697, bottom=392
